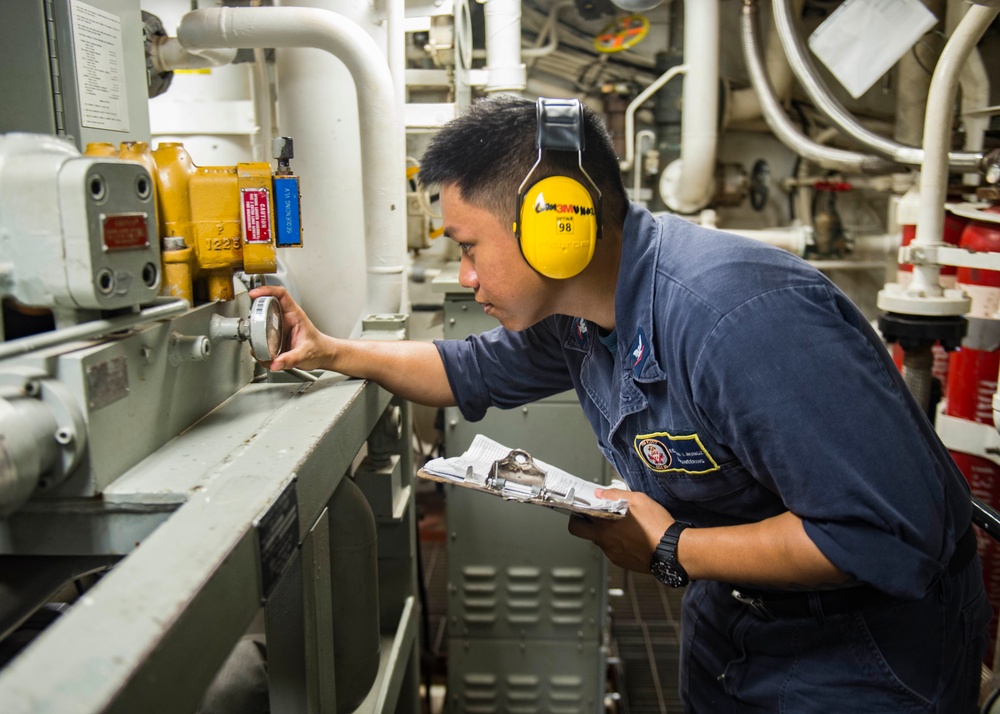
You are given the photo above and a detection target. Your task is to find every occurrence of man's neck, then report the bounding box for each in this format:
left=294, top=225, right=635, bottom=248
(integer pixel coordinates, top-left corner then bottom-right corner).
left=553, top=228, right=621, bottom=331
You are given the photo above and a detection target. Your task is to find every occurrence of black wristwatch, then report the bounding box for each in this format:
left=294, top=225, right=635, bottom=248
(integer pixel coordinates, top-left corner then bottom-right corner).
left=650, top=521, right=691, bottom=587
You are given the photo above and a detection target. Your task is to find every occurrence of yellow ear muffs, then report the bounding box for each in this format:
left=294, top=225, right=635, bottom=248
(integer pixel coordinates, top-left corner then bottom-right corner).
left=518, top=175, right=598, bottom=279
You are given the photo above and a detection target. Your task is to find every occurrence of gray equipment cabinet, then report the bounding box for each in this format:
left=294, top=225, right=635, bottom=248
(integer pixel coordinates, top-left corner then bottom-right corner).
left=0, top=313, right=421, bottom=714
left=435, top=272, right=612, bottom=714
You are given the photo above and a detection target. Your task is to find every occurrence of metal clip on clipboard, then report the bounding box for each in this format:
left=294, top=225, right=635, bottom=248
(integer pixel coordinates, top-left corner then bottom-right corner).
left=487, top=450, right=578, bottom=506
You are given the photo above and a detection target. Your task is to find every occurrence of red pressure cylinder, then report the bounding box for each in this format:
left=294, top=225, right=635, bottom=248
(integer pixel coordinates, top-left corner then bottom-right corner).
left=944, top=206, right=1000, bottom=663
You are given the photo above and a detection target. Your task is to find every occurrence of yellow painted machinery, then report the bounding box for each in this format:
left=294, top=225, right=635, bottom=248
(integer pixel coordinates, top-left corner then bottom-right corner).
left=84, top=139, right=302, bottom=303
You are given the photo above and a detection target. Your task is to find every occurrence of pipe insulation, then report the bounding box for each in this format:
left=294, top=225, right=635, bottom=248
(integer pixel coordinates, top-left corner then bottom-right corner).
left=741, top=2, right=896, bottom=173
left=177, top=6, right=405, bottom=325
left=662, top=0, right=718, bottom=213
left=728, top=0, right=801, bottom=125
left=911, top=3, right=1000, bottom=294
left=772, top=0, right=985, bottom=171
left=483, top=0, right=527, bottom=93
left=150, top=37, right=237, bottom=72
left=620, top=64, right=688, bottom=173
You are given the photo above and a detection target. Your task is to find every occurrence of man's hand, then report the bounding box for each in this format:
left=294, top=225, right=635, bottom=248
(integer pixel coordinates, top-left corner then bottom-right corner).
left=567, top=488, right=674, bottom=573
left=248, top=285, right=336, bottom=372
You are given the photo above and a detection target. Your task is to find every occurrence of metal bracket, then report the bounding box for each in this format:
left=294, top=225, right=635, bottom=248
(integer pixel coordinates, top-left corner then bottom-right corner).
left=487, top=449, right=547, bottom=492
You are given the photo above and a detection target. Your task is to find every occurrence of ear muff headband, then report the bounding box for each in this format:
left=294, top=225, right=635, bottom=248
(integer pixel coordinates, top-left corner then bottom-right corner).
left=515, top=98, right=603, bottom=280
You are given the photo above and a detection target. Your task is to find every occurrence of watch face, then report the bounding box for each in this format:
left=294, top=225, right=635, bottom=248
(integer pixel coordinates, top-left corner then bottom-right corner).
left=651, top=559, right=687, bottom=588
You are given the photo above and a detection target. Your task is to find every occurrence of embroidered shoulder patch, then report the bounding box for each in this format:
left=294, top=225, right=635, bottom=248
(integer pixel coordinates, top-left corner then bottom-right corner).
left=633, top=431, right=720, bottom=475
left=629, top=327, right=649, bottom=377
left=572, top=317, right=591, bottom=349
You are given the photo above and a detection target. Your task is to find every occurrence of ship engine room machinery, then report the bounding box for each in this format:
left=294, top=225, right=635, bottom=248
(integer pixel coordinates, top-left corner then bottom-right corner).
left=3, top=0, right=1000, bottom=712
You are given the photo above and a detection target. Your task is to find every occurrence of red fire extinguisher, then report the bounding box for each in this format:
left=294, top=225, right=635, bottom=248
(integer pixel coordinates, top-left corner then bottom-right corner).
left=944, top=205, right=1000, bottom=663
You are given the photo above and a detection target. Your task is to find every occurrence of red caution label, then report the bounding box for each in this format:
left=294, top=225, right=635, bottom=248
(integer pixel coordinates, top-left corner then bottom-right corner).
left=102, top=213, right=149, bottom=251
left=241, top=188, right=272, bottom=244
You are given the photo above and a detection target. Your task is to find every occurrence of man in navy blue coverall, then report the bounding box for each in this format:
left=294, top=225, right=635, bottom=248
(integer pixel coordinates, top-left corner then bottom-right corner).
left=252, top=94, right=990, bottom=712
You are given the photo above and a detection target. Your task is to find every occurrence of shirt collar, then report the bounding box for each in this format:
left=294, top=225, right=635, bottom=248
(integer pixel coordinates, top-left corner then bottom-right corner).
left=614, top=202, right=664, bottom=382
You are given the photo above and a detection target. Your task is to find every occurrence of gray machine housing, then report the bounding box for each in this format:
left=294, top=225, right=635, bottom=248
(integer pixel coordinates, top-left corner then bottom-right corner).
left=439, top=280, right=612, bottom=714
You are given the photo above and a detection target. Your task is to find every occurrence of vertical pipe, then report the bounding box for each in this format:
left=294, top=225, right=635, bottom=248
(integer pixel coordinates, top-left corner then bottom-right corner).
left=180, top=5, right=406, bottom=336
left=894, top=0, right=945, bottom=148
left=911, top=4, right=999, bottom=296
left=662, top=0, right=718, bottom=213
left=483, top=0, right=527, bottom=93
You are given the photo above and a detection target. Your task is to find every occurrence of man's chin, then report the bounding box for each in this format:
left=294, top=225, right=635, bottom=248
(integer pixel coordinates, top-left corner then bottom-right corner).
left=495, top=315, right=540, bottom=332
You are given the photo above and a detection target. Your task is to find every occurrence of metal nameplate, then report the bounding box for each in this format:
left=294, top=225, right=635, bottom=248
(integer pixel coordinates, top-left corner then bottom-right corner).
left=86, top=356, right=130, bottom=410
left=255, top=479, right=299, bottom=601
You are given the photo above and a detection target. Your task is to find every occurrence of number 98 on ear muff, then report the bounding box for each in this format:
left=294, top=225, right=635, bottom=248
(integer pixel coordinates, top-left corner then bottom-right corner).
left=518, top=175, right=598, bottom=279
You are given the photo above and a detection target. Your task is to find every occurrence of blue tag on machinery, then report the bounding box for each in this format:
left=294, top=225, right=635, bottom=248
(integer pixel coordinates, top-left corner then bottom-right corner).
left=273, top=175, right=303, bottom=247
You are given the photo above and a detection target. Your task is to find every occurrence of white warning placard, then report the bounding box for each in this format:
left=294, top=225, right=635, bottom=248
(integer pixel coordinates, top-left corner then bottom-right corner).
left=71, top=0, right=129, bottom=132
left=808, top=0, right=937, bottom=99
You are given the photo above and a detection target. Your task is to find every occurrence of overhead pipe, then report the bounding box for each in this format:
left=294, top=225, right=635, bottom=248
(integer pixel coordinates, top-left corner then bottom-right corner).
left=727, top=0, right=800, bottom=126
left=892, top=0, right=944, bottom=148
left=522, top=0, right=573, bottom=61
left=910, top=3, right=1000, bottom=296
left=483, top=0, right=527, bottom=93
left=947, top=0, right=991, bottom=186
left=149, top=37, right=238, bottom=72
left=660, top=0, right=719, bottom=213
left=772, top=0, right=986, bottom=172
left=620, top=64, right=688, bottom=174
left=741, top=1, right=896, bottom=173
left=177, top=6, right=405, bottom=319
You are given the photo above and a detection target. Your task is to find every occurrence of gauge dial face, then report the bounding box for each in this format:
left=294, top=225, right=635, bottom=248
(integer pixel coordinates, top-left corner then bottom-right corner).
left=249, top=295, right=284, bottom=361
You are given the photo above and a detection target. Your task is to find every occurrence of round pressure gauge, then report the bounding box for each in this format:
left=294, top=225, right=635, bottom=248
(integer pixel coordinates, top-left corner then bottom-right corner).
left=248, top=296, right=284, bottom=362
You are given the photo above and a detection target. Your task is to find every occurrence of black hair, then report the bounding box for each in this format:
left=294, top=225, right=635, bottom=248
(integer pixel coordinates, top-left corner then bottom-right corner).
left=417, top=94, right=628, bottom=233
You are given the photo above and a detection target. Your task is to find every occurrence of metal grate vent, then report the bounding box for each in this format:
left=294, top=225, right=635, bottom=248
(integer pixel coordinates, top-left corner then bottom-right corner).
left=506, top=566, right=542, bottom=625
left=462, top=672, right=499, bottom=713
left=462, top=565, right=498, bottom=626
left=551, top=567, right=586, bottom=626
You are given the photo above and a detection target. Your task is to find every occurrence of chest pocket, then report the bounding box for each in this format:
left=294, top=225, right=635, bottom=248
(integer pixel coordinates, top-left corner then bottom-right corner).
left=618, top=411, right=756, bottom=504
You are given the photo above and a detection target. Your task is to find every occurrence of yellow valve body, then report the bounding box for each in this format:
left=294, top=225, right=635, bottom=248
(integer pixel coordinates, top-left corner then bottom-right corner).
left=152, top=143, right=278, bottom=302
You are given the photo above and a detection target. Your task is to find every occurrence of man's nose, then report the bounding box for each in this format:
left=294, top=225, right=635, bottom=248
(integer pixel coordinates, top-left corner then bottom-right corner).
left=458, top=257, right=479, bottom=290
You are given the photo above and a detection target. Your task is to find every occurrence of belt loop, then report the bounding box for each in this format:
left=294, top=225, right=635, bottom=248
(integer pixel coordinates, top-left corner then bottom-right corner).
left=731, top=588, right=776, bottom=621
left=807, top=592, right=826, bottom=622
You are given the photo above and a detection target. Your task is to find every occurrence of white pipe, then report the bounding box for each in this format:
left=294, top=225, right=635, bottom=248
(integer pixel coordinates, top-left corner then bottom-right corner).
left=951, top=0, right=991, bottom=188
left=960, top=50, right=989, bottom=186
left=387, top=0, right=408, bottom=313
left=632, top=129, right=656, bottom=201
left=663, top=0, right=719, bottom=213
left=912, top=4, right=999, bottom=296
left=150, top=36, right=237, bottom=72
left=387, top=0, right=406, bottom=128
left=741, top=2, right=891, bottom=173
left=620, top=64, right=688, bottom=173
left=522, top=1, right=572, bottom=59
left=249, top=47, right=272, bottom=163
left=248, top=0, right=271, bottom=163
left=483, top=0, right=527, bottom=93
left=177, top=7, right=405, bottom=319
left=773, top=0, right=984, bottom=171
left=728, top=0, right=800, bottom=125
left=722, top=227, right=809, bottom=256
